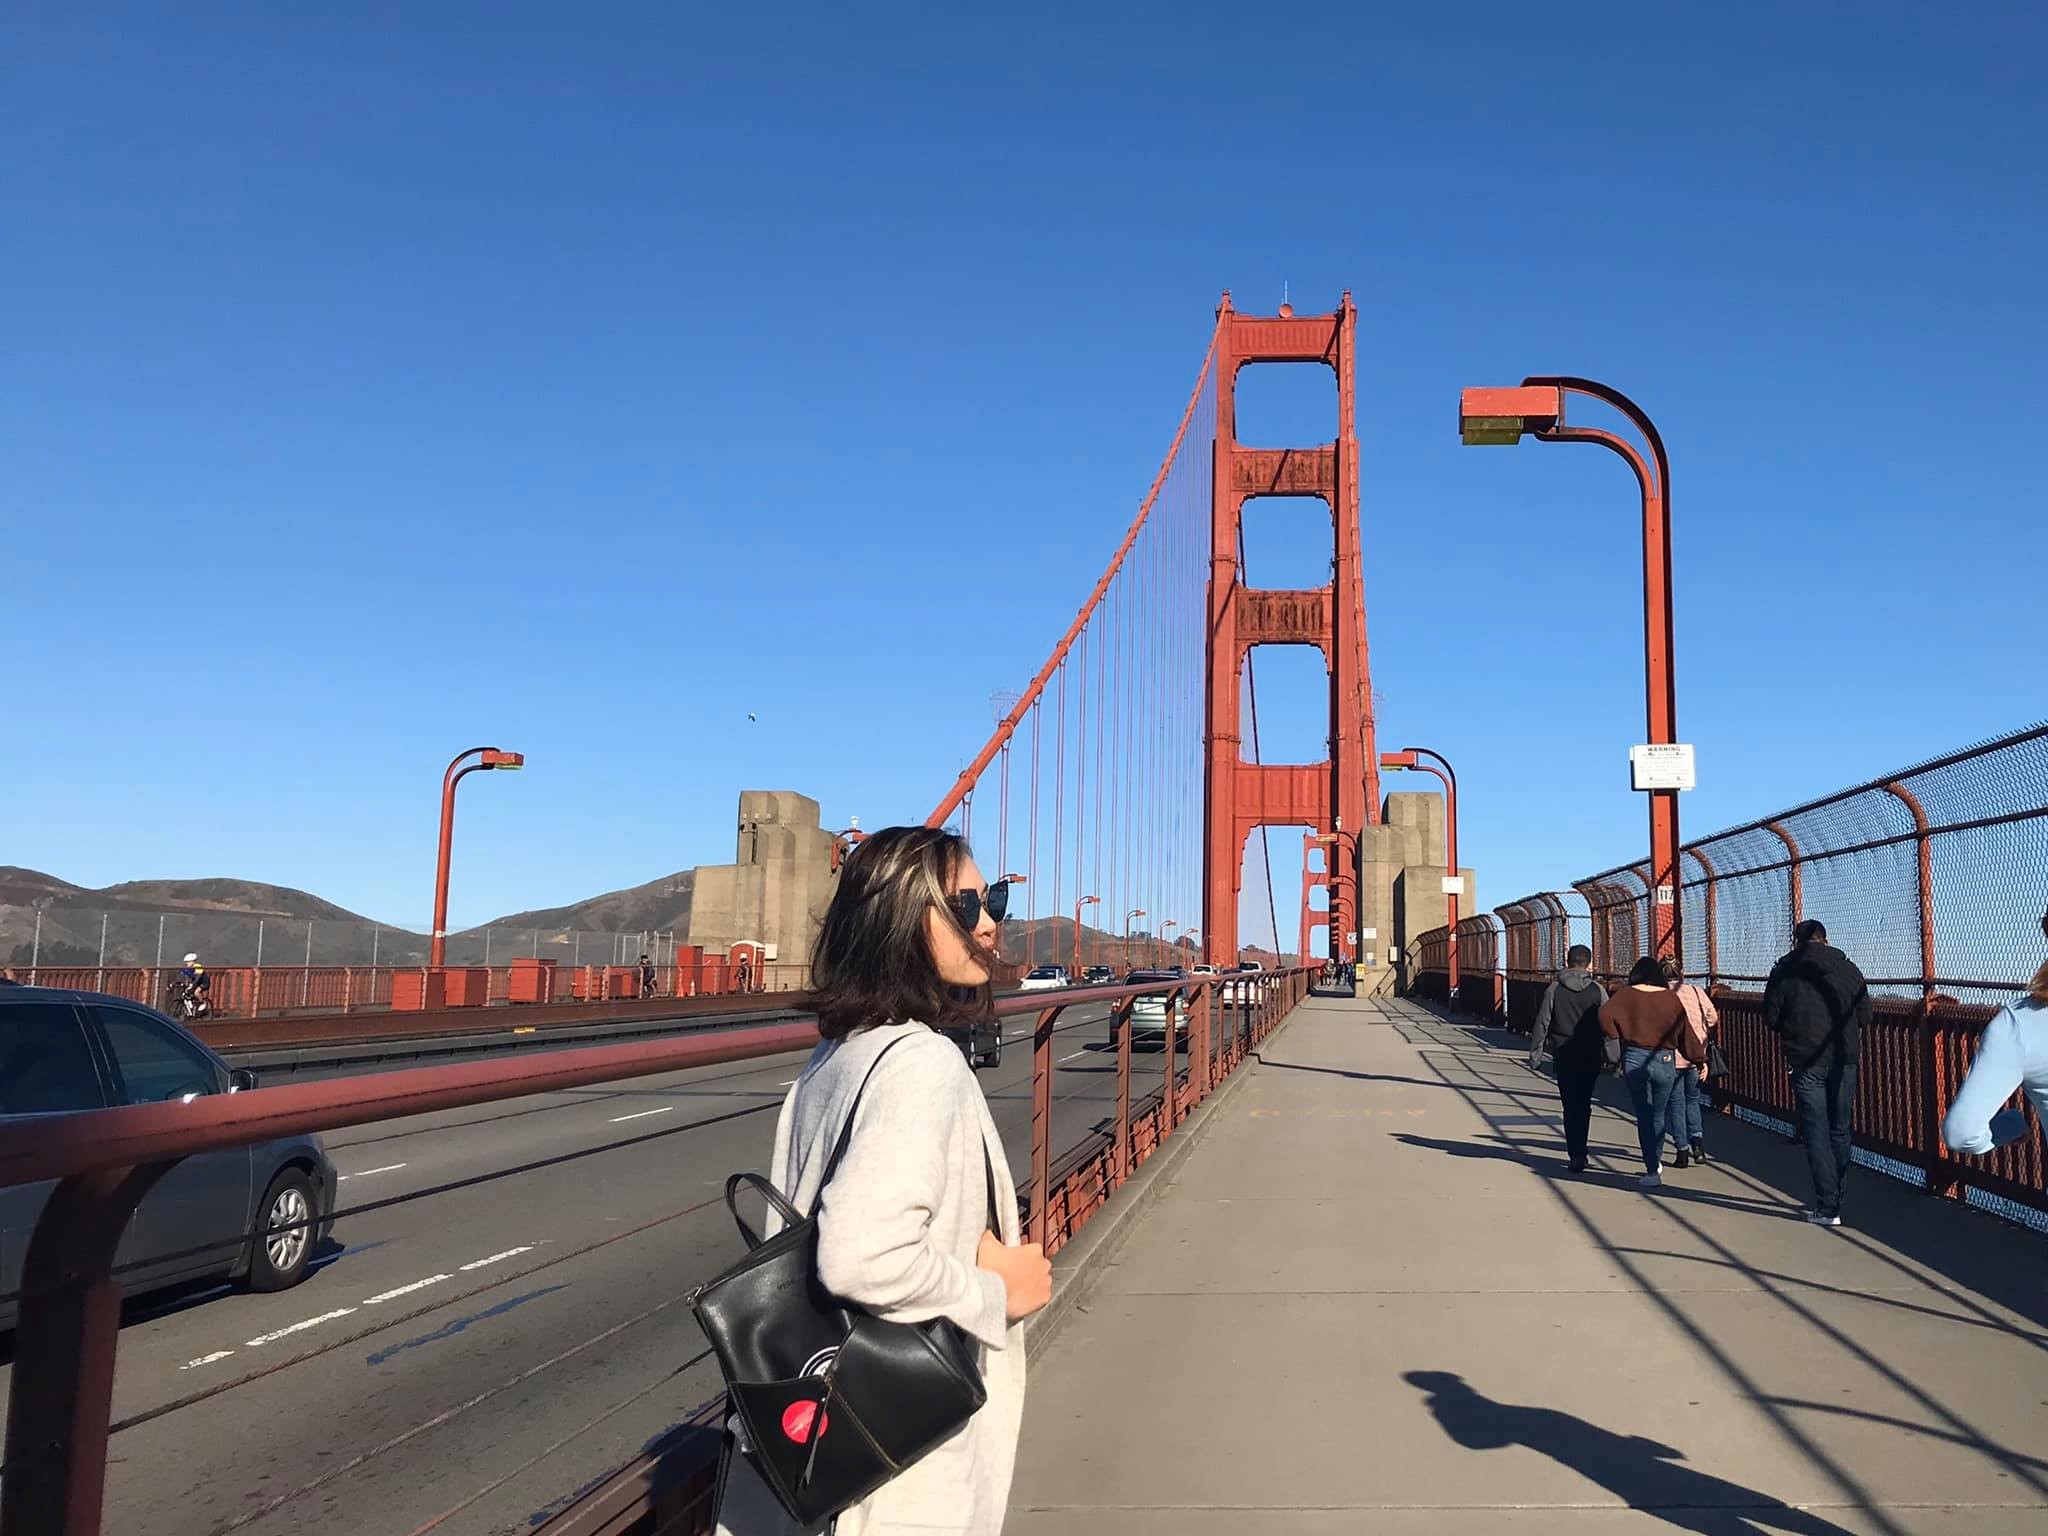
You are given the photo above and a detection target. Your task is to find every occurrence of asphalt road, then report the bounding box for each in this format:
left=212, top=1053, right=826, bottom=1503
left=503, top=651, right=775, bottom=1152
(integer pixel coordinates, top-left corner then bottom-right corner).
left=0, top=1002, right=1192, bottom=1536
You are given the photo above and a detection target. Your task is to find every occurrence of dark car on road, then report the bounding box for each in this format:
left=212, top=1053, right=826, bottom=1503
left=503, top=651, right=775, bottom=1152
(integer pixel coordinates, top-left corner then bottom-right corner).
left=0, top=986, right=337, bottom=1329
left=1080, top=966, right=1116, bottom=987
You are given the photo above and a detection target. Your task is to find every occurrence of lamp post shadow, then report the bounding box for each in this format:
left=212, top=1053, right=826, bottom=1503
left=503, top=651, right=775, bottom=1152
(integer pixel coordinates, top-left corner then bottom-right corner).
left=1404, top=1371, right=1865, bottom=1536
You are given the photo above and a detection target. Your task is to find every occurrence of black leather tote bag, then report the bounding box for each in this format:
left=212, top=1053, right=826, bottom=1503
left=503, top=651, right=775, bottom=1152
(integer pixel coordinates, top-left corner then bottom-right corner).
left=692, top=1038, right=995, bottom=1528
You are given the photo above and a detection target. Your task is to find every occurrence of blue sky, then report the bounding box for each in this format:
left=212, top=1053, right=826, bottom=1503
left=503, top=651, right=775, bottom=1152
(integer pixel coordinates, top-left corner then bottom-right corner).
left=5, top=3, right=2043, bottom=937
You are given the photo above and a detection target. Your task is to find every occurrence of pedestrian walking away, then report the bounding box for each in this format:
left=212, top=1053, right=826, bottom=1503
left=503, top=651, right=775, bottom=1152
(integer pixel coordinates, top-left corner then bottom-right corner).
left=713, top=825, right=1049, bottom=1536
left=1661, top=956, right=1719, bottom=1169
left=1764, top=919, right=1872, bottom=1227
left=1942, top=907, right=2048, bottom=1157
left=1600, top=957, right=1690, bottom=1189
left=1528, top=944, right=1608, bottom=1174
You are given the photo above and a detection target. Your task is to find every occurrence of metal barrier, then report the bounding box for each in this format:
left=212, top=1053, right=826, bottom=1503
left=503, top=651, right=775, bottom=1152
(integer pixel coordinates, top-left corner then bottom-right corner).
left=1575, top=721, right=2048, bottom=1006
left=3, top=960, right=813, bottom=1022
left=0, top=967, right=1313, bottom=1536
left=1411, top=722, right=2048, bottom=1219
left=1406, top=916, right=1504, bottom=1022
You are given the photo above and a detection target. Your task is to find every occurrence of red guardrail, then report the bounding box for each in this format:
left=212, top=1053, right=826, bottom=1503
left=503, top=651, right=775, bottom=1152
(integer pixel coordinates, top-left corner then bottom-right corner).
left=5, top=960, right=813, bottom=1022
left=0, top=967, right=1312, bottom=1536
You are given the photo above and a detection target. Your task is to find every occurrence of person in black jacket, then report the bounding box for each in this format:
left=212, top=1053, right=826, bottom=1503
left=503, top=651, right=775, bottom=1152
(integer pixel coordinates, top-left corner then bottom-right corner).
left=1764, top=920, right=1873, bottom=1227
left=1527, top=945, right=1610, bottom=1174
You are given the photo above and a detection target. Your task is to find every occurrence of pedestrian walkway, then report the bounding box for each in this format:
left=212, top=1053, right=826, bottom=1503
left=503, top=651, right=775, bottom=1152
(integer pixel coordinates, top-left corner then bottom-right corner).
left=1007, top=993, right=2048, bottom=1534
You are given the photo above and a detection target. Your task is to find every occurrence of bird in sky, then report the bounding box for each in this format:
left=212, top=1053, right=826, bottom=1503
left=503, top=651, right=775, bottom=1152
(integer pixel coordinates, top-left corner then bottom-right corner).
left=747, top=713, right=757, bottom=722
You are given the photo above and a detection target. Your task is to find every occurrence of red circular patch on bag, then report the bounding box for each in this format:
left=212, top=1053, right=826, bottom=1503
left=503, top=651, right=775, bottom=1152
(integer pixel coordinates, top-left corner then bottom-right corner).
left=781, top=1399, right=828, bottom=1444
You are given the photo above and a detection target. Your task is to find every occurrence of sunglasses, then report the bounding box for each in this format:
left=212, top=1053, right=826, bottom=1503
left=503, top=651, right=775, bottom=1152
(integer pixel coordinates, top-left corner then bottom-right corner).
left=946, top=879, right=1010, bottom=929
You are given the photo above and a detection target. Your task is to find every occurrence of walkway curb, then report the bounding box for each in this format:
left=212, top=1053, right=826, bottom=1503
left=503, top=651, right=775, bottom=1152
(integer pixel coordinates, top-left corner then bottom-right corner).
left=1022, top=1004, right=1305, bottom=1361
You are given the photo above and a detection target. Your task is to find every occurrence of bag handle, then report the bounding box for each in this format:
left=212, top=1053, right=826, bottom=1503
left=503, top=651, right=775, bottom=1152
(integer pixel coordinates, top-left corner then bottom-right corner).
left=725, top=1171, right=804, bottom=1251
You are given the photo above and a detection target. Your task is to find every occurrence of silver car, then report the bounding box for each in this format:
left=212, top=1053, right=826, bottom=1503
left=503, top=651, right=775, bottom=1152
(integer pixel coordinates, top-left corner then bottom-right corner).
left=1121, top=970, right=1189, bottom=1047
left=0, top=986, right=337, bottom=1328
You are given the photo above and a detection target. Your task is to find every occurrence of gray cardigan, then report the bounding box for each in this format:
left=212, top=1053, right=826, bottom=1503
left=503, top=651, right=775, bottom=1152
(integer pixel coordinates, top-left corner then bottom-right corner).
left=714, top=1022, right=1027, bottom=1536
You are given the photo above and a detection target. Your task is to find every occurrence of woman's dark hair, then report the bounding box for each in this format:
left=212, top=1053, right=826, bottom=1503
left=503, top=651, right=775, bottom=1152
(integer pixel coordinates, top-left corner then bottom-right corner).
left=811, top=825, right=994, bottom=1040
left=1627, top=956, right=1667, bottom=987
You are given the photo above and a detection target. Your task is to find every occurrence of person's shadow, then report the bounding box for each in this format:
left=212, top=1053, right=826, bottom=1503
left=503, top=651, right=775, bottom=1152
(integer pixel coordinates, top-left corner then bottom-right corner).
left=1404, top=1371, right=1859, bottom=1535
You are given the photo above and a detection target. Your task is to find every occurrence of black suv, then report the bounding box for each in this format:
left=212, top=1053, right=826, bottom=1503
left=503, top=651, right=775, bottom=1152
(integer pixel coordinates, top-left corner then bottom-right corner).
left=0, top=985, right=337, bottom=1328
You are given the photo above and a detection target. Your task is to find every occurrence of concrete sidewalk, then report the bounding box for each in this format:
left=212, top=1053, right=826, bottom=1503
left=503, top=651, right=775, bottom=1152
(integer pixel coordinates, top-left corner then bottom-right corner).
left=1007, top=994, right=2048, bottom=1534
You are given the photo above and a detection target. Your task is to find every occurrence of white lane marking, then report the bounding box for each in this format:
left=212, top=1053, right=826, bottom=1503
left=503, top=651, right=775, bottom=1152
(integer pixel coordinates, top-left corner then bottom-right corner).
left=777, top=1079, right=798, bottom=1087
left=180, top=1350, right=235, bottom=1371
left=459, top=1245, right=535, bottom=1272
left=1060, top=1050, right=1090, bottom=1063
left=245, top=1308, right=358, bottom=1347
left=337, top=1163, right=407, bottom=1181
left=363, top=1273, right=452, bottom=1304
left=609, top=1106, right=674, bottom=1123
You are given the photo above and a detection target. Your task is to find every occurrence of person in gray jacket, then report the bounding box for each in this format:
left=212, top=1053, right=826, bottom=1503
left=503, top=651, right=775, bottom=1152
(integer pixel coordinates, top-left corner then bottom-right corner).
left=716, top=826, right=1051, bottom=1536
left=1528, top=946, right=1609, bottom=1174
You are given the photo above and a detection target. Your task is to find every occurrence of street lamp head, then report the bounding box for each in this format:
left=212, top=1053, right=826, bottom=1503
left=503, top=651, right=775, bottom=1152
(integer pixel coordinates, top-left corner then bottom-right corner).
left=480, top=749, right=525, bottom=770
left=1001, top=873, right=1029, bottom=885
left=1459, top=385, right=1561, bottom=446
left=1379, top=750, right=1418, bottom=770
left=1079, top=894, right=1101, bottom=906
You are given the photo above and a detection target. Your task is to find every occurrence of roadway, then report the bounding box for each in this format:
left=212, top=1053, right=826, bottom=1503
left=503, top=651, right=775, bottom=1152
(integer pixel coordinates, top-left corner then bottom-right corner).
left=0, top=1002, right=1170, bottom=1536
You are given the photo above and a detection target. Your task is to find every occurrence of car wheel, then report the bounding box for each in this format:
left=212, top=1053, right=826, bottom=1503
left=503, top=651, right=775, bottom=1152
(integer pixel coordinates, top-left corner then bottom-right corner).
left=246, top=1167, right=318, bottom=1292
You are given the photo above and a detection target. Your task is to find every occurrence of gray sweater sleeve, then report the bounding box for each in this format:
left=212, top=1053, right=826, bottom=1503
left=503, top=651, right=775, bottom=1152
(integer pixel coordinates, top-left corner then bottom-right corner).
left=813, top=1039, right=1011, bottom=1351
left=1528, top=981, right=1559, bottom=1066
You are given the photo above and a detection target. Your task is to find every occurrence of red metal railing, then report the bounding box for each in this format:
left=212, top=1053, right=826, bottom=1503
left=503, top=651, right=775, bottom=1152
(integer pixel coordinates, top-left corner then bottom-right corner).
left=0, top=967, right=1311, bottom=1536
left=7, top=960, right=812, bottom=1022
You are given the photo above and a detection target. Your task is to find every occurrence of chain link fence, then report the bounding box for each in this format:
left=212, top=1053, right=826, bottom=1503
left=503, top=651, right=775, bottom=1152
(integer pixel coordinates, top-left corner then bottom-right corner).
left=1406, top=720, right=2048, bottom=1223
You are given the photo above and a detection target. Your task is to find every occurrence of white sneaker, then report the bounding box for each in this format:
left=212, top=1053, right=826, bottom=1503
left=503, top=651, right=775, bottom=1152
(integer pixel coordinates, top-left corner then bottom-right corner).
left=1806, top=1211, right=1842, bottom=1227
left=1638, top=1171, right=1663, bottom=1190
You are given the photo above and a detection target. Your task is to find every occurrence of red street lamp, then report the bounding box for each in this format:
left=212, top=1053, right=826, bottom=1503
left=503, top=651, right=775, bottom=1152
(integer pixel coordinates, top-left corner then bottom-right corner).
left=1459, top=377, right=1681, bottom=962
left=1380, top=748, right=1459, bottom=994
left=1160, top=919, right=1179, bottom=966
left=430, top=747, right=524, bottom=969
left=1125, top=908, right=1146, bottom=973
left=1073, top=894, right=1100, bottom=976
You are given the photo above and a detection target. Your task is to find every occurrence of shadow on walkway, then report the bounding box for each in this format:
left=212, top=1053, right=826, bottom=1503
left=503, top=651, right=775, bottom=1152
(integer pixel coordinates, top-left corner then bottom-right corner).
left=1252, top=1054, right=1453, bottom=1091
left=1390, top=1132, right=1798, bottom=1218
left=1405, top=1371, right=1859, bottom=1535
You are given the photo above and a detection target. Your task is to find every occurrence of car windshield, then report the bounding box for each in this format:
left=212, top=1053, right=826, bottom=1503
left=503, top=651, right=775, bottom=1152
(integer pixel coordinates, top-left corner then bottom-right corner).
left=1024, top=967, right=1063, bottom=979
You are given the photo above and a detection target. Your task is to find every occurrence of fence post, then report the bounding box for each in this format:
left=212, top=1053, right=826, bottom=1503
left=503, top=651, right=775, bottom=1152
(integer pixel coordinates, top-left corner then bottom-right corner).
left=1764, top=822, right=1803, bottom=932
left=1029, top=1006, right=1059, bottom=1249
left=1112, top=998, right=1134, bottom=1189
left=96, top=913, right=108, bottom=991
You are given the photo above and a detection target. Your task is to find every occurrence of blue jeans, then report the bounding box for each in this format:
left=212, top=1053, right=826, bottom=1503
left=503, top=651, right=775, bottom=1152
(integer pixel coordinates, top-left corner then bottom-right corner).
left=1623, top=1046, right=1679, bottom=1174
left=1791, top=1060, right=1859, bottom=1218
left=1667, top=1067, right=1704, bottom=1153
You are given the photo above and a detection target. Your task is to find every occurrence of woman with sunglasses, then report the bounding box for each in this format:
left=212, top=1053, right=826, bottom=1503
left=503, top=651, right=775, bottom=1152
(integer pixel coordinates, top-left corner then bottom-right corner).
left=716, top=825, right=1050, bottom=1536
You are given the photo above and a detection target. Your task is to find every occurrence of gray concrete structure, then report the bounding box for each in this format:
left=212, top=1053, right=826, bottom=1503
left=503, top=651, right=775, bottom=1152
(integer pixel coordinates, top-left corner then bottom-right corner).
left=1355, top=790, right=1474, bottom=985
left=684, top=790, right=838, bottom=965
left=1011, top=994, right=2048, bottom=1533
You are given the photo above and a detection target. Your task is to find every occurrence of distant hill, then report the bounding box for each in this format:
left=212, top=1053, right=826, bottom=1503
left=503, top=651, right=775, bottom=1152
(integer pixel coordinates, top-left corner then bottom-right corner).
left=2, top=863, right=1290, bottom=973
left=0, top=863, right=695, bottom=970
left=476, top=870, right=694, bottom=942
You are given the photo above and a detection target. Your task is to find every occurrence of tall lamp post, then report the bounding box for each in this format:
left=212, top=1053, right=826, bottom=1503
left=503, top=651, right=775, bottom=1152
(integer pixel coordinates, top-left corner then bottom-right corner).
left=1459, top=377, right=1682, bottom=962
left=1125, top=908, right=1146, bottom=974
left=1160, top=920, right=1179, bottom=967
left=431, top=747, right=524, bottom=969
left=1380, top=748, right=1459, bottom=995
left=1073, top=894, right=1100, bottom=977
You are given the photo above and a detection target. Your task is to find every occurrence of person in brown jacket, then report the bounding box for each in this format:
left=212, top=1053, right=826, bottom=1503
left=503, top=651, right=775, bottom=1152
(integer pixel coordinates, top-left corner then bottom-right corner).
left=1600, top=956, right=1692, bottom=1188
left=1661, top=956, right=1720, bottom=1169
